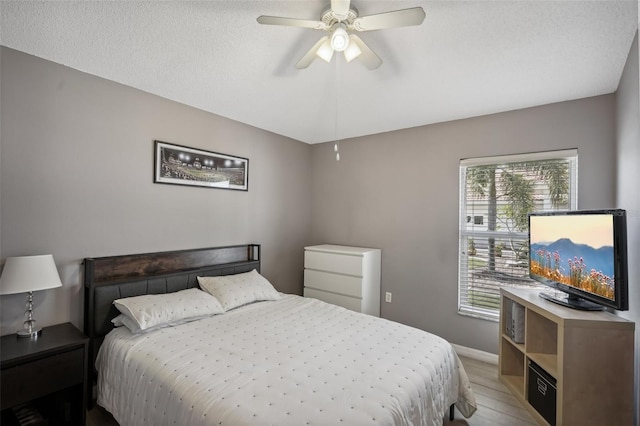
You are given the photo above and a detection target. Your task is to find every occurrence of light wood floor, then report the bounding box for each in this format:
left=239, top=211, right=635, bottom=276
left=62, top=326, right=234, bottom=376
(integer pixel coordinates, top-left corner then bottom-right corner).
left=87, top=355, right=537, bottom=425
left=445, top=356, right=537, bottom=425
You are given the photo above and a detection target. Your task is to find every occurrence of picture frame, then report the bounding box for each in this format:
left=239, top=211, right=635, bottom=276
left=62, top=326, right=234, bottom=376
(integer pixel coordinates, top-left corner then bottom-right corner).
left=154, top=141, right=249, bottom=191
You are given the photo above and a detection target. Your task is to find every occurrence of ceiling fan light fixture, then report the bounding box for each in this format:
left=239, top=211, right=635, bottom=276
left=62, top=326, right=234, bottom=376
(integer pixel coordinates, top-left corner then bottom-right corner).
left=258, top=4, right=426, bottom=70
left=330, top=24, right=349, bottom=52
left=343, top=40, right=361, bottom=62
left=316, top=38, right=334, bottom=62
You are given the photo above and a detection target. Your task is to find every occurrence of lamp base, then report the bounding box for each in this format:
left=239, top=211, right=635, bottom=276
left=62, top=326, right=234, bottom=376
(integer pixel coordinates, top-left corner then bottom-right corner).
left=17, top=291, right=42, bottom=338
left=17, top=328, right=42, bottom=338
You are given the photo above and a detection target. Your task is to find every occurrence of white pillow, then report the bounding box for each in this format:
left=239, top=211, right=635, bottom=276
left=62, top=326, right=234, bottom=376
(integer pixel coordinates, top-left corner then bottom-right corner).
left=111, top=312, right=212, bottom=334
left=197, top=269, right=280, bottom=311
left=112, top=313, right=145, bottom=334
left=113, top=288, right=224, bottom=332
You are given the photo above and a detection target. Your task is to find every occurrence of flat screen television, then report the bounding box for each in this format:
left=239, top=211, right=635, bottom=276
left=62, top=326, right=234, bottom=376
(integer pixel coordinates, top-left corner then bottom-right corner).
left=528, top=209, right=628, bottom=311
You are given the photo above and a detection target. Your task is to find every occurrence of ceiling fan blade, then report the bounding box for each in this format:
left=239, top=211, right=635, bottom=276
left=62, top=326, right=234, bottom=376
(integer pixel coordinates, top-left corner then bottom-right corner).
left=352, top=7, right=426, bottom=31
left=296, top=36, right=330, bottom=69
left=257, top=15, right=327, bottom=30
left=331, top=0, right=351, bottom=18
left=349, top=35, right=382, bottom=70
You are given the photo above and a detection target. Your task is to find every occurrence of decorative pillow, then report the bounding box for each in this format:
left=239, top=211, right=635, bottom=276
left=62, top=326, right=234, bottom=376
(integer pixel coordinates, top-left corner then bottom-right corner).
left=197, top=269, right=280, bottom=311
left=113, top=288, right=224, bottom=332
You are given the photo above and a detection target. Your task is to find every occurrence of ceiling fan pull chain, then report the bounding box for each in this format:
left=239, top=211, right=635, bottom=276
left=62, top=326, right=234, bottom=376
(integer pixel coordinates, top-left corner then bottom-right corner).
left=334, top=58, right=340, bottom=161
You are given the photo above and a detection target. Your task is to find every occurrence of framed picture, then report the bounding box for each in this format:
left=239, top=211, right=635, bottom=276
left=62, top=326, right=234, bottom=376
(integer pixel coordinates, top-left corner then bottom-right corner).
left=154, top=141, right=249, bottom=191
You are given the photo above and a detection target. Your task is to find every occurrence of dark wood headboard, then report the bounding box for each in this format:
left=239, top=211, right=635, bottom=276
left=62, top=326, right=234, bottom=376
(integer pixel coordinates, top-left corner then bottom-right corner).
left=83, top=244, right=260, bottom=391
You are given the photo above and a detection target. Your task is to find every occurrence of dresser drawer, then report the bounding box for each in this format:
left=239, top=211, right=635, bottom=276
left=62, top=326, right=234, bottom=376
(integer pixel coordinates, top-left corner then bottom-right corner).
left=305, top=251, right=363, bottom=276
left=1, top=347, right=84, bottom=409
left=304, top=269, right=363, bottom=298
left=304, top=288, right=363, bottom=312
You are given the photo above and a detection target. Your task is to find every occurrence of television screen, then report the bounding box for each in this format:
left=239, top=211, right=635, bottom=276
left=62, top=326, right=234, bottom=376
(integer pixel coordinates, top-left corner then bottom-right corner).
left=528, top=210, right=628, bottom=311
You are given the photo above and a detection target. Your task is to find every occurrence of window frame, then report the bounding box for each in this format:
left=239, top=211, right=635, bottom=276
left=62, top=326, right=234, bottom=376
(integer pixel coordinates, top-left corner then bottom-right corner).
left=458, top=149, right=578, bottom=321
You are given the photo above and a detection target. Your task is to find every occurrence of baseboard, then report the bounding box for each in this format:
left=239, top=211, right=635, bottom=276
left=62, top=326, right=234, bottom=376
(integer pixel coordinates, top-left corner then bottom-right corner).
left=452, top=343, right=498, bottom=365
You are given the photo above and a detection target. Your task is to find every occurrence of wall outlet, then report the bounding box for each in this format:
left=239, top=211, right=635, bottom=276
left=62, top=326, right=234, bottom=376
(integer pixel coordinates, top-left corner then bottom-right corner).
left=385, top=292, right=392, bottom=303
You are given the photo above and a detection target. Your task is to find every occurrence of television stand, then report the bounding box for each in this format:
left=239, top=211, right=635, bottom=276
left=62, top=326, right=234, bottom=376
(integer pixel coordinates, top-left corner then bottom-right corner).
left=499, top=287, right=634, bottom=425
left=538, top=290, right=604, bottom=311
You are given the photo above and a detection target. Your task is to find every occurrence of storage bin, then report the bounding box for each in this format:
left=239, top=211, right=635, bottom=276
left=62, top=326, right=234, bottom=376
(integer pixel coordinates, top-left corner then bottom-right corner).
left=527, top=360, right=557, bottom=426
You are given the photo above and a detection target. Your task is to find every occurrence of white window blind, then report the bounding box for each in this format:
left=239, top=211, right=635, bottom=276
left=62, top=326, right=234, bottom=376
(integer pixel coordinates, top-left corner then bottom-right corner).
left=458, top=150, right=578, bottom=321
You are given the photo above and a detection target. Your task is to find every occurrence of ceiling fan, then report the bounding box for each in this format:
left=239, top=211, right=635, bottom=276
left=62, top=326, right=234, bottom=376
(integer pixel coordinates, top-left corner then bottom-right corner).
left=257, top=0, right=426, bottom=70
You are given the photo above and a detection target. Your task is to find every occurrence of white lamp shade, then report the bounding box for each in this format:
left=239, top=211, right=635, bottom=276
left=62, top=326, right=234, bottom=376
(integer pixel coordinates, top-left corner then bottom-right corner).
left=316, top=38, right=334, bottom=63
left=343, top=40, right=362, bottom=62
left=0, top=254, right=63, bottom=295
left=330, top=25, right=349, bottom=52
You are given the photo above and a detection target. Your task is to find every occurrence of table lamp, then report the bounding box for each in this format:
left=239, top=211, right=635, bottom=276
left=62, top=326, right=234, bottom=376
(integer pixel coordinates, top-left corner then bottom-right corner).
left=0, top=254, right=62, bottom=337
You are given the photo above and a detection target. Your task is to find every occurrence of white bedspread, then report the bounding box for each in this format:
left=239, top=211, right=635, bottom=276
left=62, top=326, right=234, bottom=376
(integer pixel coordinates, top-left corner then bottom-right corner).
left=97, top=294, right=476, bottom=426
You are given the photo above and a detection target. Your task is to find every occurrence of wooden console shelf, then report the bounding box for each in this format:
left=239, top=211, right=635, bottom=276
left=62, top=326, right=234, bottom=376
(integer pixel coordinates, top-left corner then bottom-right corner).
left=499, top=288, right=635, bottom=426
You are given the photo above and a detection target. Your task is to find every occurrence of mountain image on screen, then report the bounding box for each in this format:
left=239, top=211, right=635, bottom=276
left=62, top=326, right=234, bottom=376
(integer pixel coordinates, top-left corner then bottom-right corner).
left=530, top=238, right=615, bottom=300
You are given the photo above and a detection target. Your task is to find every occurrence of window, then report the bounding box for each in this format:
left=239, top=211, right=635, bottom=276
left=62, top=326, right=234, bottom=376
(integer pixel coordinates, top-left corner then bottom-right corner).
left=458, top=150, right=578, bottom=321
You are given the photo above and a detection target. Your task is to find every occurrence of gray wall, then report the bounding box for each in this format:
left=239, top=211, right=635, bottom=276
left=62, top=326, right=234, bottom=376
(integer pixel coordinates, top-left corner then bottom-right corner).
left=615, top=29, right=639, bottom=424
left=0, top=43, right=631, bottom=361
left=310, top=95, right=617, bottom=354
left=0, top=47, right=312, bottom=335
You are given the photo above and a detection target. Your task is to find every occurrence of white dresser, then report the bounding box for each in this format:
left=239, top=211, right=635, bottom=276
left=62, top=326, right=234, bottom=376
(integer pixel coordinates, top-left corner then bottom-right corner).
left=303, top=244, right=381, bottom=316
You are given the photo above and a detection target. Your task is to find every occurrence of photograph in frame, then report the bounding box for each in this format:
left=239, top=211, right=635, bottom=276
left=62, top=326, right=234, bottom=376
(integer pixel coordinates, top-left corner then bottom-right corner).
left=154, top=141, right=248, bottom=191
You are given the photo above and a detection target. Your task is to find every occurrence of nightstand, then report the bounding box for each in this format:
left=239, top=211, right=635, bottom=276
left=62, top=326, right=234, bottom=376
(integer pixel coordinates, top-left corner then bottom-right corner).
left=1, top=322, right=89, bottom=426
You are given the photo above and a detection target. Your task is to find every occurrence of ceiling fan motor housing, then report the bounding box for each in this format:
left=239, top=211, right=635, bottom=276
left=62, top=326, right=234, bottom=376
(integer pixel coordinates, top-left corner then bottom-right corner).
left=321, top=7, right=358, bottom=27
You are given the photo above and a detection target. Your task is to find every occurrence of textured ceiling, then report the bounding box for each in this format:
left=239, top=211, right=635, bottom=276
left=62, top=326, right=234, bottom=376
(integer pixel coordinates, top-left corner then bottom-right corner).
left=1, top=1, right=637, bottom=144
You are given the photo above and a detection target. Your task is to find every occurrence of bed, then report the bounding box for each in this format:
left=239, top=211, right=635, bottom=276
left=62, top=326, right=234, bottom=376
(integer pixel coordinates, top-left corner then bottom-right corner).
left=84, top=244, right=476, bottom=426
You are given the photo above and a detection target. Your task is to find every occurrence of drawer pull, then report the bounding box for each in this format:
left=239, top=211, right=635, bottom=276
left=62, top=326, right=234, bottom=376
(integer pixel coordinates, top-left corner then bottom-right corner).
left=537, top=378, right=548, bottom=396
